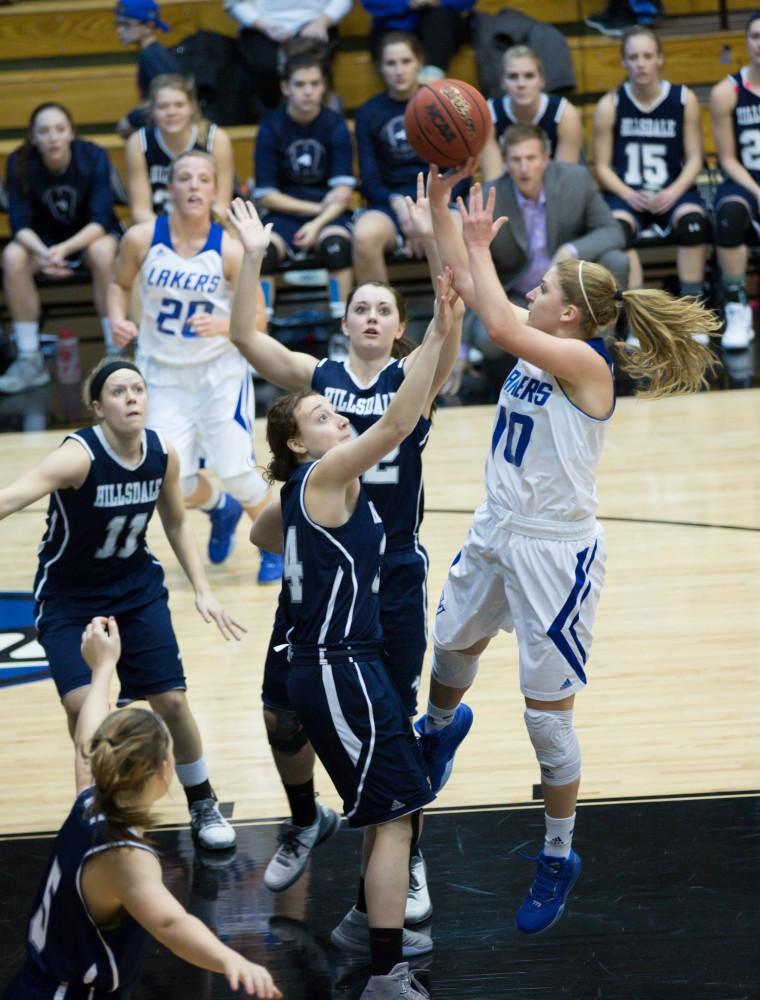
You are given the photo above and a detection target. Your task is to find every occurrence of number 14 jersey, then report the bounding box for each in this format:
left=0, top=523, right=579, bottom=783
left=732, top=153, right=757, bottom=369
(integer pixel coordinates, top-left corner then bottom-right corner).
left=34, top=426, right=168, bottom=604
left=485, top=342, right=613, bottom=523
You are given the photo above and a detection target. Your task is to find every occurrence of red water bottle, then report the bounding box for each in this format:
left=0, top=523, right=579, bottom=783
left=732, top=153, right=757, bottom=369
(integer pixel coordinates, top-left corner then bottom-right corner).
left=55, top=327, right=81, bottom=384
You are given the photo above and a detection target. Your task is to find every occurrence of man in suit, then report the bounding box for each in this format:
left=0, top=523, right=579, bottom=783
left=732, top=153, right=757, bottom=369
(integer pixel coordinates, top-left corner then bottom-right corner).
left=455, top=123, right=627, bottom=400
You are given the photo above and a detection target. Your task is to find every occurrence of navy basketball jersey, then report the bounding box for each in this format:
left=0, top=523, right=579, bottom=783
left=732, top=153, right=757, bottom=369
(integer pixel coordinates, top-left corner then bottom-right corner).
left=612, top=82, right=686, bottom=191
left=138, top=123, right=216, bottom=214
left=34, top=426, right=168, bottom=603
left=311, top=358, right=431, bottom=553
left=488, top=94, right=567, bottom=158
left=25, top=786, right=156, bottom=993
left=730, top=68, right=760, bottom=184
left=281, top=462, right=385, bottom=651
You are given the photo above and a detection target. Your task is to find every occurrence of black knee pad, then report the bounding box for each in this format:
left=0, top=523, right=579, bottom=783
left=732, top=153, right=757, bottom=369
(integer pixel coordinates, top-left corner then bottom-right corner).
left=673, top=211, right=710, bottom=246
left=263, top=706, right=308, bottom=755
left=318, top=234, right=352, bottom=271
left=617, top=217, right=637, bottom=250
left=261, top=241, right=281, bottom=275
left=715, top=200, right=750, bottom=248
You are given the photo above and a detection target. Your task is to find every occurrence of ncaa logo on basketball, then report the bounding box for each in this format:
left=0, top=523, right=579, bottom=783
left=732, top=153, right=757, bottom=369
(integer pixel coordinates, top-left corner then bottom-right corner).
left=0, top=592, right=50, bottom=689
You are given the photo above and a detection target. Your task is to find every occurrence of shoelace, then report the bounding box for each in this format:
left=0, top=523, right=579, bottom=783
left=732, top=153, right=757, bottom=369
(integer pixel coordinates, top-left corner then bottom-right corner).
left=518, top=851, right=564, bottom=902
left=195, top=801, right=226, bottom=828
left=276, top=825, right=310, bottom=860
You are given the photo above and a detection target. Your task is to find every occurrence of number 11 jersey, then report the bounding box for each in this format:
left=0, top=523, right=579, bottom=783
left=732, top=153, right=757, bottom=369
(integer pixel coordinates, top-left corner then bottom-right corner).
left=34, top=426, right=168, bottom=605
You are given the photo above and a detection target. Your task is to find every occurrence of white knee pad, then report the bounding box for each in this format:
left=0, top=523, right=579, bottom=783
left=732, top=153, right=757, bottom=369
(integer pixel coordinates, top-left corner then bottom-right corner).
left=431, top=646, right=480, bottom=688
left=524, top=709, right=581, bottom=787
left=221, top=469, right=269, bottom=508
left=180, top=474, right=199, bottom=498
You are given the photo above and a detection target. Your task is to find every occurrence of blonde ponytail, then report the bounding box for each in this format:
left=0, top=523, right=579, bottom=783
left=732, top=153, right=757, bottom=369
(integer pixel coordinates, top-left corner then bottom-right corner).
left=87, top=708, right=170, bottom=842
left=555, top=260, right=720, bottom=398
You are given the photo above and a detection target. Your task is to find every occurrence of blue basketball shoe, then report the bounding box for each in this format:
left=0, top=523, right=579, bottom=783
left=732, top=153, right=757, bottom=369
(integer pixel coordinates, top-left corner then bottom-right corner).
left=207, top=494, right=243, bottom=565
left=515, top=849, right=581, bottom=934
left=258, top=549, right=284, bottom=584
left=413, top=704, right=473, bottom=793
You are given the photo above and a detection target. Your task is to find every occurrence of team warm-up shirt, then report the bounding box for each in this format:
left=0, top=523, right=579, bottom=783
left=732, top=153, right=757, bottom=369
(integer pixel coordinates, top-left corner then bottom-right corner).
left=139, top=215, right=234, bottom=366
left=25, top=787, right=156, bottom=992
left=6, top=138, right=119, bottom=244
left=34, top=425, right=168, bottom=603
left=485, top=339, right=614, bottom=522
left=355, top=92, right=428, bottom=207
left=281, top=461, right=385, bottom=650
left=312, top=357, right=431, bottom=553
left=729, top=67, right=760, bottom=185
left=488, top=94, right=567, bottom=159
left=138, top=124, right=216, bottom=215
left=611, top=81, right=687, bottom=192
left=253, top=106, right=355, bottom=204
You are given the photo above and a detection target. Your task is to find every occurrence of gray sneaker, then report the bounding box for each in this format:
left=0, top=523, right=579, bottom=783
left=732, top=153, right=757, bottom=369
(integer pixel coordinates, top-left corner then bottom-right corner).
left=331, top=907, right=433, bottom=957
left=189, top=798, right=236, bottom=850
left=360, top=962, right=430, bottom=999
left=405, top=850, right=433, bottom=925
left=0, top=352, right=50, bottom=394
left=264, top=801, right=341, bottom=891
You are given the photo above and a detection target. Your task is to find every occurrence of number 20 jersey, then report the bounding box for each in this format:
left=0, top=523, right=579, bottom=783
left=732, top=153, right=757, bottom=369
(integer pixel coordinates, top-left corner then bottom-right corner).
left=139, top=214, right=233, bottom=366
left=730, top=68, right=760, bottom=184
left=34, top=425, right=168, bottom=604
left=485, top=340, right=613, bottom=523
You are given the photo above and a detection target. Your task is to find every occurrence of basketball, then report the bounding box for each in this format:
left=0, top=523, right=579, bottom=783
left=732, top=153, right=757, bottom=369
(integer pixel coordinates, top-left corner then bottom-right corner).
left=404, top=78, right=490, bottom=167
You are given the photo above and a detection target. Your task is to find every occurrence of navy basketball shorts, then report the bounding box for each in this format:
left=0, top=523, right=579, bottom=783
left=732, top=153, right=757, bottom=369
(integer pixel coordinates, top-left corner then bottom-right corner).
left=261, top=595, right=290, bottom=710
left=603, top=187, right=704, bottom=238
left=378, top=547, right=428, bottom=717
left=37, top=591, right=185, bottom=704
left=286, top=652, right=435, bottom=827
left=2, top=960, right=131, bottom=999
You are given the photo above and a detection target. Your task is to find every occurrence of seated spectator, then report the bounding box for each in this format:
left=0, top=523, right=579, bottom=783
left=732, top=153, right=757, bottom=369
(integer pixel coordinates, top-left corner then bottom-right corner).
left=586, top=0, right=663, bottom=37
left=125, top=74, right=234, bottom=223
left=362, top=0, right=475, bottom=82
left=114, top=0, right=181, bottom=138
left=0, top=104, right=122, bottom=395
left=480, top=45, right=583, bottom=182
left=253, top=49, right=355, bottom=316
left=710, top=11, right=760, bottom=351
left=593, top=27, right=709, bottom=342
left=458, top=123, right=628, bottom=393
left=224, top=0, right=351, bottom=117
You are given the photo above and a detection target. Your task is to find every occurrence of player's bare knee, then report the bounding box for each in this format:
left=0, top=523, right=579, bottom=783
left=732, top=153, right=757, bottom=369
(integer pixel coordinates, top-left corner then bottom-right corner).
left=85, top=237, right=116, bottom=274
left=263, top=705, right=307, bottom=755
left=2, top=240, right=30, bottom=274
left=220, top=470, right=269, bottom=509
left=148, top=689, right=190, bottom=727
left=524, top=708, right=581, bottom=786
left=431, top=645, right=480, bottom=687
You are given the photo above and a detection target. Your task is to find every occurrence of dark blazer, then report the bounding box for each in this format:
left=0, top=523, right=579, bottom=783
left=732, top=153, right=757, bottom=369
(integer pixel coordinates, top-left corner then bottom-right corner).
left=485, top=161, right=627, bottom=291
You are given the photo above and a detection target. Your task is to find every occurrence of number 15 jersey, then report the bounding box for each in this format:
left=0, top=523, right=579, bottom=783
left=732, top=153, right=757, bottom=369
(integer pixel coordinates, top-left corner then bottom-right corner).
left=139, top=215, right=234, bottom=366
left=612, top=81, right=687, bottom=192
left=34, top=425, right=168, bottom=604
left=485, top=341, right=613, bottom=523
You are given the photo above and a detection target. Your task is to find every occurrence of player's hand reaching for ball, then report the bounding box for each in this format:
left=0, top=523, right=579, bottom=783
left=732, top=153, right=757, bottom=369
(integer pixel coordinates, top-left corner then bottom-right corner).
left=222, top=953, right=281, bottom=998
left=81, top=616, right=121, bottom=672
left=427, top=159, right=476, bottom=207
left=458, top=183, right=508, bottom=249
left=228, top=199, right=273, bottom=257
left=429, top=266, right=460, bottom=342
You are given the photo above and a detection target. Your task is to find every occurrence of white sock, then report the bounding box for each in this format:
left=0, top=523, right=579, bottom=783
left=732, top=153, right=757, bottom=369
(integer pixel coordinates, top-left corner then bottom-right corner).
left=100, top=317, right=114, bottom=352
left=543, top=811, right=575, bottom=858
left=199, top=484, right=222, bottom=512
left=175, top=756, right=209, bottom=787
left=13, top=322, right=40, bottom=355
left=424, top=699, right=456, bottom=734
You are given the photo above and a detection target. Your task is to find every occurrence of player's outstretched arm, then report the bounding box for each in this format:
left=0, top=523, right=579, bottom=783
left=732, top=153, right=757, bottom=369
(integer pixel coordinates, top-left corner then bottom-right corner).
left=156, top=448, right=245, bottom=641
left=105, top=849, right=281, bottom=998
left=0, top=439, right=90, bottom=520
left=227, top=198, right=318, bottom=391
left=74, top=617, right=120, bottom=792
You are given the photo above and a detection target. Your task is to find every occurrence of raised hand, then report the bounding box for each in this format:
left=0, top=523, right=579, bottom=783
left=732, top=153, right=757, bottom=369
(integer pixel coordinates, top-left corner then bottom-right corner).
left=404, top=171, right=434, bottom=242
left=430, top=266, right=460, bottom=340
left=81, top=616, right=121, bottom=672
left=427, top=158, right=476, bottom=207
left=228, top=198, right=273, bottom=257
left=457, top=183, right=508, bottom=249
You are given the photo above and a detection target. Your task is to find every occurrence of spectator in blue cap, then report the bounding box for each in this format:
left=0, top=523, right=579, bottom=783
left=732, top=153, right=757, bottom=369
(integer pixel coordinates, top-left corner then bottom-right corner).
left=115, top=0, right=181, bottom=138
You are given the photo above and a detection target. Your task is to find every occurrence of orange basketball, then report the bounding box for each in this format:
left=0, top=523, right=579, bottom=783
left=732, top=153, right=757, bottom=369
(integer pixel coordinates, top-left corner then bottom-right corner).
left=404, top=79, right=490, bottom=167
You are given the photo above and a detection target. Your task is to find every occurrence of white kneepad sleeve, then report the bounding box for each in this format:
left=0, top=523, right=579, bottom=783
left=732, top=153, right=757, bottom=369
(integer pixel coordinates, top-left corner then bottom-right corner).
left=524, top=708, right=581, bottom=787
left=431, top=646, right=480, bottom=688
left=221, top=469, right=269, bottom=507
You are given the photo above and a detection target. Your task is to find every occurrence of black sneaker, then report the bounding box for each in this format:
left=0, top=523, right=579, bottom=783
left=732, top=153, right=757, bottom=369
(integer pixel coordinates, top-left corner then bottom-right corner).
left=585, top=4, right=636, bottom=35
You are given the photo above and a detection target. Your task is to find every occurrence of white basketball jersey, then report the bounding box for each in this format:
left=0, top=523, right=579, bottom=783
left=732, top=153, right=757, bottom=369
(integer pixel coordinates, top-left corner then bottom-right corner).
left=139, top=215, right=233, bottom=366
left=485, top=340, right=614, bottom=523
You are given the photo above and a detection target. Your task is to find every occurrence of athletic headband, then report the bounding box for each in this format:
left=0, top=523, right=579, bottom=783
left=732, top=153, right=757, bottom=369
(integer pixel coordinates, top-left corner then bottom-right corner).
left=577, top=260, right=599, bottom=327
left=89, top=361, right=143, bottom=403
